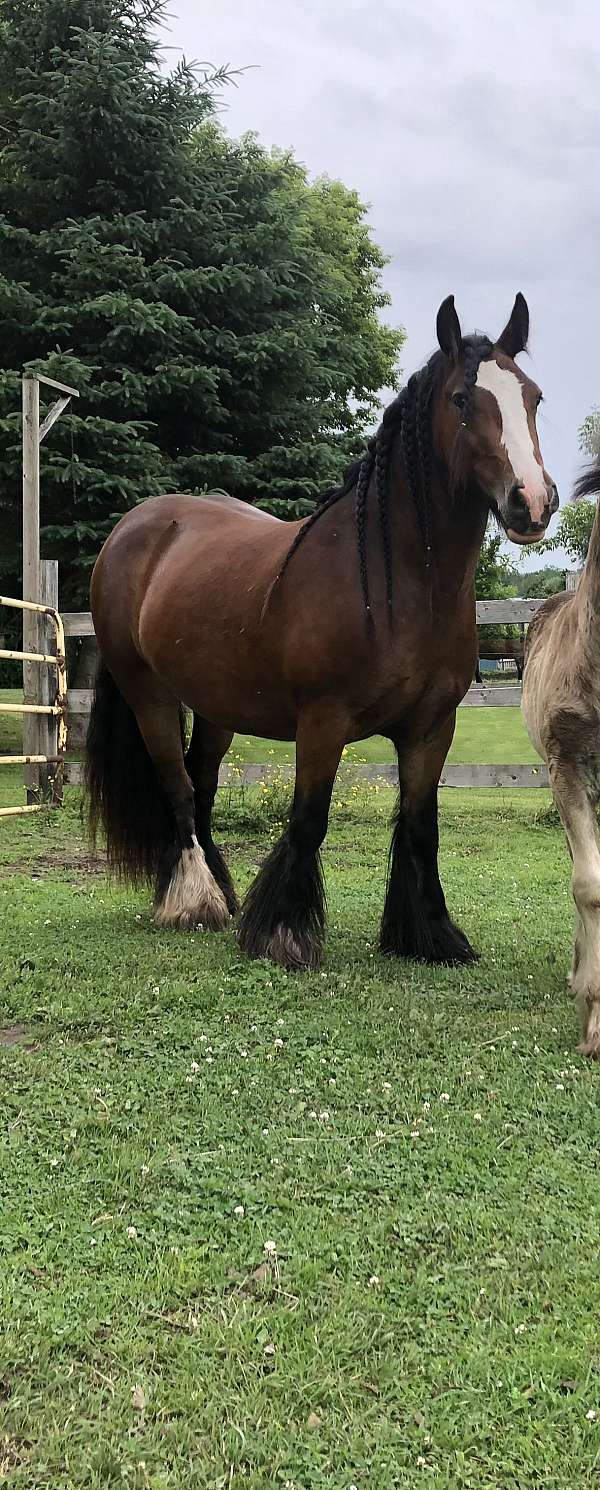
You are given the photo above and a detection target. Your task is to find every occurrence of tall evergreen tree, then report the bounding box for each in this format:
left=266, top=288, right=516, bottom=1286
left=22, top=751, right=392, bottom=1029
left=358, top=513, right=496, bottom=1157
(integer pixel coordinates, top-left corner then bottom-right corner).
left=0, top=0, right=401, bottom=603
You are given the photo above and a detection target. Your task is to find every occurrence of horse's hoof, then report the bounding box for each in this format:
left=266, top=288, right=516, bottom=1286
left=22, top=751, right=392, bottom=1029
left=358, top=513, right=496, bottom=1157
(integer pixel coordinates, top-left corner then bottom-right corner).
left=267, top=924, right=321, bottom=971
left=380, top=917, right=478, bottom=966
left=578, top=1035, right=600, bottom=1060
left=154, top=898, right=231, bottom=932
left=154, top=841, right=230, bottom=931
left=238, top=922, right=321, bottom=971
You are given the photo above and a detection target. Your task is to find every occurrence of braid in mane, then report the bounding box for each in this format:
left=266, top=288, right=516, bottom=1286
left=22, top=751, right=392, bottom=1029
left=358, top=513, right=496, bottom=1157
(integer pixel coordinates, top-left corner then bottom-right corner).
left=259, top=479, right=357, bottom=623
left=415, top=375, right=433, bottom=572
left=400, top=377, right=419, bottom=529
left=375, top=429, right=393, bottom=621
left=355, top=445, right=376, bottom=619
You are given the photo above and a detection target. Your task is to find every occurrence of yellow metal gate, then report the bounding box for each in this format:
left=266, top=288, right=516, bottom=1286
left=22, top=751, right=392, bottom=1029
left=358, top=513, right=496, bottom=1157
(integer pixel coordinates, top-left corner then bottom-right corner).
left=0, top=594, right=67, bottom=816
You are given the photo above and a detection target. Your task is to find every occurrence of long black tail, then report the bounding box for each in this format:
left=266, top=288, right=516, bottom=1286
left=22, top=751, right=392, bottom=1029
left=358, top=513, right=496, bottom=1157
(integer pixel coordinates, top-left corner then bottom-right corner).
left=85, top=661, right=183, bottom=884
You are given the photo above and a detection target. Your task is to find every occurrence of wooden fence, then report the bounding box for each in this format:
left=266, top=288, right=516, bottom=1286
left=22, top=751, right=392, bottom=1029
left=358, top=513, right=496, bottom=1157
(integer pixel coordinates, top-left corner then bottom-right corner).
left=55, top=597, right=550, bottom=790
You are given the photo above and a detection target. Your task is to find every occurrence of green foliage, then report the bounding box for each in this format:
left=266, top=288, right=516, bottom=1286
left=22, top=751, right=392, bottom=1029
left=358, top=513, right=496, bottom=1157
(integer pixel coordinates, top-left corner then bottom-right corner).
left=580, top=408, right=600, bottom=457
left=539, top=407, right=599, bottom=568
left=474, top=530, right=519, bottom=648
left=515, top=566, right=565, bottom=599
left=474, top=530, right=516, bottom=601
left=0, top=0, right=402, bottom=603
left=543, top=501, right=595, bottom=565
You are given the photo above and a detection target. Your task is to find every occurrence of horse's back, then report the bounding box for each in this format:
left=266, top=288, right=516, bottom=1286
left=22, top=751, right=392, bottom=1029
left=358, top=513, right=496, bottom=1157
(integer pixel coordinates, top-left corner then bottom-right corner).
left=92, top=490, right=293, bottom=609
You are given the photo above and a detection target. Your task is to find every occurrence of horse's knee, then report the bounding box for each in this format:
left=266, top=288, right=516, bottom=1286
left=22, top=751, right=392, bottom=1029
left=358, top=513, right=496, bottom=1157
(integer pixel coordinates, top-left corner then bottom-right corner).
left=572, top=872, right=600, bottom=916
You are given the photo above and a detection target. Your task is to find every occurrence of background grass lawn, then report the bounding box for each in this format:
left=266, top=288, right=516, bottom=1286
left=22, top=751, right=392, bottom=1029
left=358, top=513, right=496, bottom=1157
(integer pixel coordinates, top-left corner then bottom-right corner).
left=1, top=772, right=599, bottom=1488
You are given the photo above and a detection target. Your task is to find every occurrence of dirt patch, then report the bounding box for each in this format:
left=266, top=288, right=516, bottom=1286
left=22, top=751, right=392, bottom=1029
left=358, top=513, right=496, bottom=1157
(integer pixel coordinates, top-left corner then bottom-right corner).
left=0, top=1433, right=29, bottom=1478
left=0, top=851, right=105, bottom=879
left=0, top=1023, right=42, bottom=1049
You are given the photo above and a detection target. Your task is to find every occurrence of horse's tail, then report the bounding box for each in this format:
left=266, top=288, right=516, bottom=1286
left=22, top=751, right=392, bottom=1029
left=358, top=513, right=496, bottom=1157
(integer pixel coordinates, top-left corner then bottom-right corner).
left=85, top=660, right=183, bottom=884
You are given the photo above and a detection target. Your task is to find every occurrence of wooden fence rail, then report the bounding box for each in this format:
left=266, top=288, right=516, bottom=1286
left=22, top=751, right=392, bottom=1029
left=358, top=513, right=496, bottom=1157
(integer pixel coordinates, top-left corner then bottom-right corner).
left=60, top=598, right=548, bottom=635
left=54, top=596, right=550, bottom=790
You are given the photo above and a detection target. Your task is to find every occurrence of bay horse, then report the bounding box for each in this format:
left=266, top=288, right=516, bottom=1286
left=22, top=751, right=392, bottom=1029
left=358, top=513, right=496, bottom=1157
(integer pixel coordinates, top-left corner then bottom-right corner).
left=86, top=293, right=557, bottom=970
left=523, top=458, right=600, bottom=1056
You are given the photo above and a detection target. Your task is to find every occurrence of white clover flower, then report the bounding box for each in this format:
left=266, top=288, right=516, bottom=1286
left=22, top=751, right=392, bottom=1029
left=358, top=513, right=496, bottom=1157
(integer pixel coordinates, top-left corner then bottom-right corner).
left=263, top=1239, right=277, bottom=1255
left=127, top=1226, right=137, bottom=1239
left=233, top=1205, right=245, bottom=1219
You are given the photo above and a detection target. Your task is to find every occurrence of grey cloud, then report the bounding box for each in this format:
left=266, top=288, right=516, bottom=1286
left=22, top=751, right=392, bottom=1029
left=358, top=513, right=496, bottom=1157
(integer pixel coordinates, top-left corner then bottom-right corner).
left=173, top=0, right=599, bottom=564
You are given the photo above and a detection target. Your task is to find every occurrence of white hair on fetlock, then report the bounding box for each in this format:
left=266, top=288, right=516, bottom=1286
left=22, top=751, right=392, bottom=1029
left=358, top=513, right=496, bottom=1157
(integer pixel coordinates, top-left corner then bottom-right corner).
left=154, top=835, right=229, bottom=931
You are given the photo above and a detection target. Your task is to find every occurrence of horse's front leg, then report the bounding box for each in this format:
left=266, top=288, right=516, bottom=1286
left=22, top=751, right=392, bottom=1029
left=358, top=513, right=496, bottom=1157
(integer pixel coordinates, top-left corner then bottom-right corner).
left=238, top=708, right=345, bottom=970
left=380, top=714, right=478, bottom=965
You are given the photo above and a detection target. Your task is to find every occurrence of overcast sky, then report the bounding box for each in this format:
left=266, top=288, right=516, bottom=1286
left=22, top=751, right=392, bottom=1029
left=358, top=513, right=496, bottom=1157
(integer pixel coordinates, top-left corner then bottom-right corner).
left=171, top=0, right=599, bottom=570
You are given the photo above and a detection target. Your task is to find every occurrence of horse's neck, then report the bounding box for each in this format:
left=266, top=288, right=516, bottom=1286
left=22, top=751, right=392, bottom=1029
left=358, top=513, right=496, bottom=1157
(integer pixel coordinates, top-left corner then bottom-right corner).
left=387, top=456, right=487, bottom=610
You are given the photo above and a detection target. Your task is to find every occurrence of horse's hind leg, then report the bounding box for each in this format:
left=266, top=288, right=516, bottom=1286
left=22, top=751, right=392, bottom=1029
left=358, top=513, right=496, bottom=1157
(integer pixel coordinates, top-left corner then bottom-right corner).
left=238, top=706, right=345, bottom=970
left=134, top=690, right=230, bottom=932
left=185, top=715, right=239, bottom=916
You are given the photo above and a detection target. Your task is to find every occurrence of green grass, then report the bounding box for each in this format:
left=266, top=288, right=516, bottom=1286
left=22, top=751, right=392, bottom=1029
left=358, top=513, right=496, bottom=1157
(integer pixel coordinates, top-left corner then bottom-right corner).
left=1, top=784, right=599, bottom=1488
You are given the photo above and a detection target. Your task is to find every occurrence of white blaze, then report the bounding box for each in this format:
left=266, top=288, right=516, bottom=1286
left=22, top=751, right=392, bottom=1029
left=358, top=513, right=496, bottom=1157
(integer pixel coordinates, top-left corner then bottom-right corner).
left=476, top=360, right=546, bottom=519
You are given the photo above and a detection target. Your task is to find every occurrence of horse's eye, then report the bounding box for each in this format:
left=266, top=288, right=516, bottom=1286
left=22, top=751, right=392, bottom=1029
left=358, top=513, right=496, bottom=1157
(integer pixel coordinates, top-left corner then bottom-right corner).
left=452, top=390, right=467, bottom=410
left=536, top=392, right=543, bottom=408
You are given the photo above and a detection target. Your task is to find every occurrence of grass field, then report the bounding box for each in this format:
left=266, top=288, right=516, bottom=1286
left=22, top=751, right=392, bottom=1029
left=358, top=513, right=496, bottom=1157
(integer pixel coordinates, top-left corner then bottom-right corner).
left=2, top=772, right=600, bottom=1488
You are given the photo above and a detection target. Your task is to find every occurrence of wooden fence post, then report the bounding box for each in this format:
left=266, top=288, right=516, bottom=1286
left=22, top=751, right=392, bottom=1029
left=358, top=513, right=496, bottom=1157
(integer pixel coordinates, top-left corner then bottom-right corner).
left=22, top=376, right=40, bottom=801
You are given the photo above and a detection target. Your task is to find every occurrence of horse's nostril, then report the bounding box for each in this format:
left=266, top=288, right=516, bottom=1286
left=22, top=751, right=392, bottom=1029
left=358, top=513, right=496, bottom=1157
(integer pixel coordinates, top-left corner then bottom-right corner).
left=549, top=485, right=559, bottom=515
left=505, top=482, right=529, bottom=531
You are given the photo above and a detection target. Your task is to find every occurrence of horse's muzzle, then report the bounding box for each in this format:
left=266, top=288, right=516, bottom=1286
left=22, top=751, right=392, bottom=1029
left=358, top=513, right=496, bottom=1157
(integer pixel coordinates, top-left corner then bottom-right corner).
left=503, top=480, right=559, bottom=545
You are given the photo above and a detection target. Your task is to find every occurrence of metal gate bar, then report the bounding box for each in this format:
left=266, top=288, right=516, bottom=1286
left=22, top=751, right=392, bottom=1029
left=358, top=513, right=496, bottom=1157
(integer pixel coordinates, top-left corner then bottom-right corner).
left=0, top=594, right=67, bottom=817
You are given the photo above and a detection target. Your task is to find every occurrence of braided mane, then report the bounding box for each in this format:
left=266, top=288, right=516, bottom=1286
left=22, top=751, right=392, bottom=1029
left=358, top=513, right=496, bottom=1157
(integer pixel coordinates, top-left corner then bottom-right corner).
left=263, top=334, right=493, bottom=625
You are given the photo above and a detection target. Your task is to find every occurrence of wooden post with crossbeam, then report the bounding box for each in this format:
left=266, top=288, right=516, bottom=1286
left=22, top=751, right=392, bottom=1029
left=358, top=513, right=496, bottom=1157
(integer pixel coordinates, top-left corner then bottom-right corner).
left=22, top=372, right=79, bottom=802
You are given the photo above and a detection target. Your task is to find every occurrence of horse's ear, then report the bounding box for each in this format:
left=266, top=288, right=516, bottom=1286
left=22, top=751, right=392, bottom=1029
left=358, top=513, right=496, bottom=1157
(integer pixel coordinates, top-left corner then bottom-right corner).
left=436, top=295, right=462, bottom=361
left=497, top=292, right=529, bottom=358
